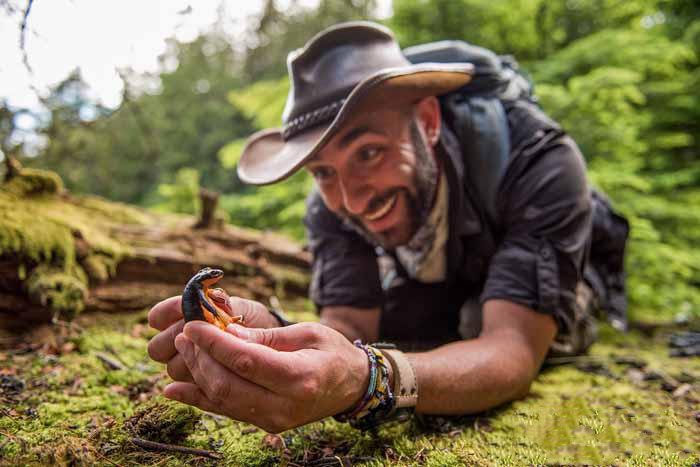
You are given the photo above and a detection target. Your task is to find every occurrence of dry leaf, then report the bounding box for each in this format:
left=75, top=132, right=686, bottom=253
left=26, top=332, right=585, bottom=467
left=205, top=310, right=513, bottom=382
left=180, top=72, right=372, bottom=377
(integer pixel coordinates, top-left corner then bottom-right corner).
left=262, top=433, right=286, bottom=451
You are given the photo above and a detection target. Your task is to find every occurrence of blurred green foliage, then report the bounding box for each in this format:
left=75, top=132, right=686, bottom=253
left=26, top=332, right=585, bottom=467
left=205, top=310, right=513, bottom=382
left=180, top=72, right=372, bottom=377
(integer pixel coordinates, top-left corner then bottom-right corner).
left=3, top=0, right=699, bottom=321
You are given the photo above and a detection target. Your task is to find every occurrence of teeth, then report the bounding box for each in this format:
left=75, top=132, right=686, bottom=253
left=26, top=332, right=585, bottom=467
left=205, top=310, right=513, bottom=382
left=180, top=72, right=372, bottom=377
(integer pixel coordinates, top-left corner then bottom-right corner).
left=365, top=193, right=398, bottom=221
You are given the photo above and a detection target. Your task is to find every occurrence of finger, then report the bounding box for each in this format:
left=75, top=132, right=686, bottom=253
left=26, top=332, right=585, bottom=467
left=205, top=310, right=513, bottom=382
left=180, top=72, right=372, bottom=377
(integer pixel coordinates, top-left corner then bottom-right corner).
left=228, top=322, right=325, bottom=351
left=183, top=321, right=305, bottom=393
left=163, top=382, right=221, bottom=414
left=175, top=333, right=286, bottom=414
left=207, top=289, right=234, bottom=315
left=148, top=296, right=183, bottom=331
left=147, top=319, right=185, bottom=363
left=227, top=296, right=275, bottom=328
left=166, top=353, right=194, bottom=383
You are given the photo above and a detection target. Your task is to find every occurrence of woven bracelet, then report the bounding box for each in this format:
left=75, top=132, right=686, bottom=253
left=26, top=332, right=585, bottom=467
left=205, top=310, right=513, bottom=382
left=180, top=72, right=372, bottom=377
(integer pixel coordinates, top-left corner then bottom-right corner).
left=333, top=341, right=395, bottom=430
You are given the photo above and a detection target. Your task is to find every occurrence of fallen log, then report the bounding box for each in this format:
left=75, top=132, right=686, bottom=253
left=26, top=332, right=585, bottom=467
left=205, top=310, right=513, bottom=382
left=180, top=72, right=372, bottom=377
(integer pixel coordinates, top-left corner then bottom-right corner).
left=0, top=189, right=311, bottom=330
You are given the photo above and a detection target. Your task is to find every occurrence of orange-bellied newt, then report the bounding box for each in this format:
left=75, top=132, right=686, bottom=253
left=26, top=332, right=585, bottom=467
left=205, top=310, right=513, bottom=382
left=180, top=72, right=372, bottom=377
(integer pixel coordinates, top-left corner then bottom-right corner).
left=181, top=267, right=244, bottom=330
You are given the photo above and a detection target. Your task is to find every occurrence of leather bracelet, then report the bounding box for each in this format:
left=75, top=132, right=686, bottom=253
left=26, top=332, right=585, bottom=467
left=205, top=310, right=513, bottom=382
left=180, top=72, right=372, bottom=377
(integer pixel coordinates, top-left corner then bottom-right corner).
left=380, top=349, right=418, bottom=411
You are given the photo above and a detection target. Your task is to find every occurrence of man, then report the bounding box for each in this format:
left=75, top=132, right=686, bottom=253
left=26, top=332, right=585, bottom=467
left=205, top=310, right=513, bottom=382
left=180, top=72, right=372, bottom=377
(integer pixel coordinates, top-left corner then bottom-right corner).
left=147, top=22, right=628, bottom=433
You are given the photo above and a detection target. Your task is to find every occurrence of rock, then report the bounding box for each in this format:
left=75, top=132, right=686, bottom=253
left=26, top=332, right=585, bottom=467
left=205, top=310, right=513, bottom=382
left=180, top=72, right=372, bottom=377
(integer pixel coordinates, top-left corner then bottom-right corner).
left=627, top=368, right=646, bottom=384
left=262, top=433, right=286, bottom=451
left=671, top=383, right=692, bottom=399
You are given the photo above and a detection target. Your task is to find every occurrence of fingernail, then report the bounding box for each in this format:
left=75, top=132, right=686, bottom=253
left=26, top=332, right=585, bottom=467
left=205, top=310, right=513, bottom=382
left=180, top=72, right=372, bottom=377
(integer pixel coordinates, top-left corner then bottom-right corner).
left=183, top=321, right=203, bottom=337
left=163, top=383, right=178, bottom=400
left=174, top=334, right=188, bottom=353
left=209, top=288, right=226, bottom=302
left=227, top=323, right=250, bottom=340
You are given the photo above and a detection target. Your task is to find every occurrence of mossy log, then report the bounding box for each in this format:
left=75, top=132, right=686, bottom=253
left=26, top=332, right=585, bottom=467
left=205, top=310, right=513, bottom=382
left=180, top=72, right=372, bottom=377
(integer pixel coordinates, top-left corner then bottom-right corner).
left=0, top=223, right=310, bottom=329
left=0, top=172, right=311, bottom=330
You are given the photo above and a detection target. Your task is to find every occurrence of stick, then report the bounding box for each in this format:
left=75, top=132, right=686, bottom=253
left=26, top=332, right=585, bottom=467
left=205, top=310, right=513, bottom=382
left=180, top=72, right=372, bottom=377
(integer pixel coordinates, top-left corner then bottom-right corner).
left=543, top=355, right=606, bottom=366
left=95, top=351, right=125, bottom=371
left=92, top=447, right=125, bottom=467
left=129, top=437, right=223, bottom=460
left=19, top=0, right=35, bottom=74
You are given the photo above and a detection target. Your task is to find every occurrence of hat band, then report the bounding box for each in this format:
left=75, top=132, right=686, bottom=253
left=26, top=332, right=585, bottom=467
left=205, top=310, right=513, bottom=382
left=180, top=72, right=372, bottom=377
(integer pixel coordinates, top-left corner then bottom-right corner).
left=282, top=99, right=345, bottom=140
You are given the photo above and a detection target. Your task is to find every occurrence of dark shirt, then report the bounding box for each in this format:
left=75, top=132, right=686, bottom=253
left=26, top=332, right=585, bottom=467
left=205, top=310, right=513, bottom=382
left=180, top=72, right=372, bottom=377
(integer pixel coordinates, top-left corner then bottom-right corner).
left=304, top=110, right=625, bottom=347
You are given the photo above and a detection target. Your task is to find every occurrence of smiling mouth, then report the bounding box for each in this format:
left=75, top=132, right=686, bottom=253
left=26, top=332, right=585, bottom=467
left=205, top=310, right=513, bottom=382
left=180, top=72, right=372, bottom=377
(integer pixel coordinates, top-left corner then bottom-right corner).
left=364, top=192, right=399, bottom=222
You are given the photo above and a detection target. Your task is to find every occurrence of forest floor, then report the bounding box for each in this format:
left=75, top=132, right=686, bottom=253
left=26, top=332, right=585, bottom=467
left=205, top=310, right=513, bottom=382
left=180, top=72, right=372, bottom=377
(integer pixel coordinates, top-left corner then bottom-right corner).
left=1, top=171, right=699, bottom=466
left=1, top=304, right=698, bottom=466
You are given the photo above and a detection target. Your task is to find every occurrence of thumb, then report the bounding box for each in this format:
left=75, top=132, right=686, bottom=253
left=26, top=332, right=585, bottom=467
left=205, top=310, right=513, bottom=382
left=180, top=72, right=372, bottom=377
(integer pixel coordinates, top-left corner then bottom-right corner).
left=226, top=322, right=322, bottom=351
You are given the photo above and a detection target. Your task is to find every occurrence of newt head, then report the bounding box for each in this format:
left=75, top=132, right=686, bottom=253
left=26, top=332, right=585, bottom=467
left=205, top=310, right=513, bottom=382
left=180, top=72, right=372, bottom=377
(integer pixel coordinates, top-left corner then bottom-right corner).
left=195, top=267, right=224, bottom=287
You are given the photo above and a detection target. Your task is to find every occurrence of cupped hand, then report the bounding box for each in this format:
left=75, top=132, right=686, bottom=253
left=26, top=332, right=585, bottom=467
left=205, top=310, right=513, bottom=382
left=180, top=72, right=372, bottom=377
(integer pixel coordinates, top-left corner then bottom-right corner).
left=147, top=290, right=279, bottom=383
left=162, top=321, right=370, bottom=433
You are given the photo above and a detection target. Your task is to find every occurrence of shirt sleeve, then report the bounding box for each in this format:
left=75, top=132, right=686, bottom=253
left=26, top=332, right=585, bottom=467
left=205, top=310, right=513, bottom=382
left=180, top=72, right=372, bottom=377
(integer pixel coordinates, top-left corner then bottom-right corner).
left=304, top=190, right=384, bottom=310
left=480, top=133, right=593, bottom=334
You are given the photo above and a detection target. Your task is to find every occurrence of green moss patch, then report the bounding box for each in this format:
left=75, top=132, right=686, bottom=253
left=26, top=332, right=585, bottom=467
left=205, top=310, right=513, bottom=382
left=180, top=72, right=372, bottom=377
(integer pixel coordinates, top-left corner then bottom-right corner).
left=3, top=168, right=64, bottom=197
left=1, top=312, right=698, bottom=466
left=0, top=169, right=151, bottom=320
left=124, top=398, right=200, bottom=444
left=26, top=264, right=88, bottom=319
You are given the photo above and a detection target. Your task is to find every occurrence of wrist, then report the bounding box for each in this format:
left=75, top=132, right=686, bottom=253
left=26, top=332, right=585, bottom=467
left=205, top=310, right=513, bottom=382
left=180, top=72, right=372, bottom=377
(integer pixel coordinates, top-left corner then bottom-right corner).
left=334, top=341, right=395, bottom=430
left=342, top=344, right=371, bottom=413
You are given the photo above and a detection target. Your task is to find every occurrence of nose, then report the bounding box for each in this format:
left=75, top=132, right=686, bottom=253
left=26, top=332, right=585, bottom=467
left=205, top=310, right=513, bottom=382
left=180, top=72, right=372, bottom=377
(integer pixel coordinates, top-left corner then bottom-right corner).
left=338, top=174, right=373, bottom=217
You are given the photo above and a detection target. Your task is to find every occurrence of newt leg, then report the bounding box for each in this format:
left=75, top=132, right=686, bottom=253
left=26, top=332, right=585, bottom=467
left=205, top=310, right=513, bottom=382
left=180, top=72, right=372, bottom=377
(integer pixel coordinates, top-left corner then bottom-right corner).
left=206, top=289, right=244, bottom=325
left=198, top=288, right=243, bottom=329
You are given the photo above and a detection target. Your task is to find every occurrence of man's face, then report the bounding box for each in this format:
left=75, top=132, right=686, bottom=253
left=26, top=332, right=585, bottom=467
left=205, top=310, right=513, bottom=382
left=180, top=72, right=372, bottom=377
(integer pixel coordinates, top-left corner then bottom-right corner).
left=305, top=103, right=439, bottom=249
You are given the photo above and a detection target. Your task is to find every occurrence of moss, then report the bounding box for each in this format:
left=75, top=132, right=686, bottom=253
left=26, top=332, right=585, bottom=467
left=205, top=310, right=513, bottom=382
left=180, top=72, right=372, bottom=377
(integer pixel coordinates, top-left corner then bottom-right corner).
left=1, top=313, right=698, bottom=466
left=3, top=168, right=64, bottom=197
left=81, top=253, right=116, bottom=282
left=25, top=263, right=88, bottom=319
left=124, top=398, right=200, bottom=444
left=73, top=195, right=152, bottom=226
left=0, top=174, right=152, bottom=319
left=0, top=193, right=76, bottom=266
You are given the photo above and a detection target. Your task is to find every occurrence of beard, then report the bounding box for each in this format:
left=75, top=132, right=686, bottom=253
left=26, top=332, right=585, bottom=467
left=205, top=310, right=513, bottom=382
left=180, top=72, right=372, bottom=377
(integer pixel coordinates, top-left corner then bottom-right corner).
left=338, top=119, right=439, bottom=250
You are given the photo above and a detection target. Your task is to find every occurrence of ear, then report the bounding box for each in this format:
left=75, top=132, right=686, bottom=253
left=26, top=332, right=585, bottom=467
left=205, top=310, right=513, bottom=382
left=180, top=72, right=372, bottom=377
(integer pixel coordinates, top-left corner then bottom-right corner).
left=413, top=96, right=441, bottom=147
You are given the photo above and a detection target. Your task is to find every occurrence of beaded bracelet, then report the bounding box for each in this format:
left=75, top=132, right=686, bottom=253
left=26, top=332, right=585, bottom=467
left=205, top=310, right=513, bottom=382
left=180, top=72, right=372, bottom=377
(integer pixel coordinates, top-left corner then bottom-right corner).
left=333, top=340, right=395, bottom=430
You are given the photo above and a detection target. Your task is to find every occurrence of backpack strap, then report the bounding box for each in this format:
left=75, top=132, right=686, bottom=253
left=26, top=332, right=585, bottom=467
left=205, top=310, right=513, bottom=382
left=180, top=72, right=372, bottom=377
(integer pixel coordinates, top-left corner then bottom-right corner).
left=439, top=94, right=510, bottom=228
left=405, top=40, right=561, bottom=229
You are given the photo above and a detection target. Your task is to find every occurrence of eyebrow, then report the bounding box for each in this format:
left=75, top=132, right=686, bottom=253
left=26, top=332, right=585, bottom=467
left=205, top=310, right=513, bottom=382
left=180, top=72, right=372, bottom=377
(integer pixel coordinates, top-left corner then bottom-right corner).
left=337, top=125, right=384, bottom=150
left=306, top=124, right=385, bottom=164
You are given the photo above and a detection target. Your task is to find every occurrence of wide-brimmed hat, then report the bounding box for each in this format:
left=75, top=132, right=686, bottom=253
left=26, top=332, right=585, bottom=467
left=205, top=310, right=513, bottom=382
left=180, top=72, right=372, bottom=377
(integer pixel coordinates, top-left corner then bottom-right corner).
left=237, top=21, right=474, bottom=186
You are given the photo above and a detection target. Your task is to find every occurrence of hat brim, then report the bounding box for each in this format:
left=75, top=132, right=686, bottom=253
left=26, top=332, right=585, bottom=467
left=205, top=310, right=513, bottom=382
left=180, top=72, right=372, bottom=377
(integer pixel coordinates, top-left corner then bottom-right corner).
left=237, top=63, right=474, bottom=186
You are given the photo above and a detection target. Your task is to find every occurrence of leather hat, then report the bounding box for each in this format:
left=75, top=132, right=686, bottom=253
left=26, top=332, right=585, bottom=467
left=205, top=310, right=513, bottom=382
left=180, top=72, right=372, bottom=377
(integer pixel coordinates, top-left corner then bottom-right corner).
left=237, top=21, right=474, bottom=185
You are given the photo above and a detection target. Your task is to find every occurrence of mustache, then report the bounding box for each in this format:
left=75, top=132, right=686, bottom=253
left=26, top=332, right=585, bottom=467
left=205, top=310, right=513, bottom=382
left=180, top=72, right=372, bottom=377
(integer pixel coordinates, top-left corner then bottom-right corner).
left=339, top=188, right=401, bottom=222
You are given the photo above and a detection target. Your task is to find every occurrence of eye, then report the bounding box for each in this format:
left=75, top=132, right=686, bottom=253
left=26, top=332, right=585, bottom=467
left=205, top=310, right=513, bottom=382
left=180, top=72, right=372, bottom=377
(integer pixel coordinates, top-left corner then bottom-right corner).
left=310, top=166, right=335, bottom=182
left=357, top=146, right=383, bottom=164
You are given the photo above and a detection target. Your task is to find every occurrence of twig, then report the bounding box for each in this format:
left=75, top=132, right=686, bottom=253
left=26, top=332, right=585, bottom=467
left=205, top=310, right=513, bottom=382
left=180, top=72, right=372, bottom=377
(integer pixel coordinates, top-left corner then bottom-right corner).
left=95, top=351, right=125, bottom=371
left=52, top=318, right=85, bottom=333
left=92, top=447, right=125, bottom=467
left=543, top=355, right=606, bottom=366
left=129, top=437, right=223, bottom=459
left=19, top=0, right=35, bottom=74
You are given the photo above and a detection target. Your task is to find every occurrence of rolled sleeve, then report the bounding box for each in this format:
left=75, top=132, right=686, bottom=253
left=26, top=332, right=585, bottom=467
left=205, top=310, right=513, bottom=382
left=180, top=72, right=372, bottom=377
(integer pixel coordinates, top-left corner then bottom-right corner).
left=304, top=190, right=383, bottom=309
left=480, top=135, right=592, bottom=334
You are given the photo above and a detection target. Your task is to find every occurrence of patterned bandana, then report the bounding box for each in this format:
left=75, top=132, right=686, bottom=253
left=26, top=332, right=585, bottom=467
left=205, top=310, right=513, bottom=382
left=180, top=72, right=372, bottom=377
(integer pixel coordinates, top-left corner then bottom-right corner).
left=395, top=171, right=449, bottom=283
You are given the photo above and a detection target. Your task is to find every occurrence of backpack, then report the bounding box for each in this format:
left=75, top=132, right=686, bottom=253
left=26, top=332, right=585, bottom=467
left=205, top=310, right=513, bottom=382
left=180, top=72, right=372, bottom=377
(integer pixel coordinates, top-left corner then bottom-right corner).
left=404, top=41, right=630, bottom=329
left=403, top=40, right=559, bottom=228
